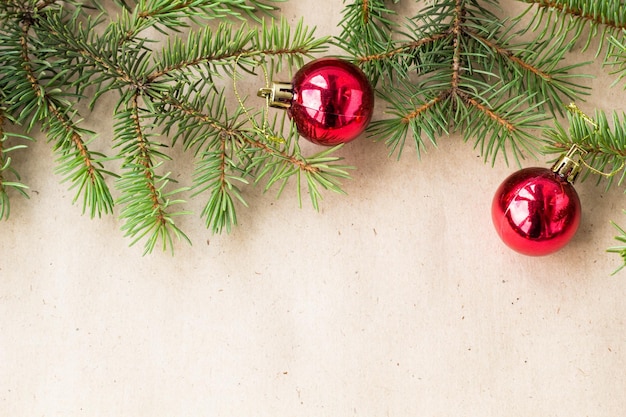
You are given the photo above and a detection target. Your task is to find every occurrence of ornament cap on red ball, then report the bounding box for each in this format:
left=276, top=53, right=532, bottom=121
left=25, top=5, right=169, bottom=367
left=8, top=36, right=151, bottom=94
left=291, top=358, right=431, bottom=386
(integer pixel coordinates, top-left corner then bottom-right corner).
left=258, top=58, right=374, bottom=146
left=491, top=147, right=586, bottom=256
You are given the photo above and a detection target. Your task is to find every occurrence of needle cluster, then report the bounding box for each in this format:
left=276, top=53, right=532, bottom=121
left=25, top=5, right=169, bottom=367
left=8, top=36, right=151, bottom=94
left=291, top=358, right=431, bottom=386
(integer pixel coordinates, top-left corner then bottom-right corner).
left=2, top=0, right=626, bottom=262
left=0, top=0, right=347, bottom=254
left=337, top=0, right=626, bottom=269
left=337, top=0, right=598, bottom=164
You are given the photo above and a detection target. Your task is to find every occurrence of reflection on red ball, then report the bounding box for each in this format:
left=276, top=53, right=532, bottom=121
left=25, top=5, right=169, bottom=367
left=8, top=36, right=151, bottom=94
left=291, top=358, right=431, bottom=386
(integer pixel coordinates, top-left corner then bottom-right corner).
left=491, top=167, right=581, bottom=256
left=289, top=58, right=374, bottom=146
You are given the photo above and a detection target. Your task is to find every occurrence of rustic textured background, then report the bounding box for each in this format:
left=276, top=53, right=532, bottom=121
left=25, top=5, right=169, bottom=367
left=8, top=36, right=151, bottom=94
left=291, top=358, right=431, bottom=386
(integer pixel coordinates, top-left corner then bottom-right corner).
left=2, top=1, right=626, bottom=416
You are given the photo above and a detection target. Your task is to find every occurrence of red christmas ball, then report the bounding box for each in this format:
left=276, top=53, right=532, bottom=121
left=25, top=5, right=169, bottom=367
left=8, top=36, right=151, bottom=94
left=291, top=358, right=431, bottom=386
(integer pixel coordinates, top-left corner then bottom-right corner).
left=491, top=167, right=581, bottom=256
left=289, top=58, right=374, bottom=145
left=258, top=58, right=374, bottom=146
left=259, top=58, right=374, bottom=146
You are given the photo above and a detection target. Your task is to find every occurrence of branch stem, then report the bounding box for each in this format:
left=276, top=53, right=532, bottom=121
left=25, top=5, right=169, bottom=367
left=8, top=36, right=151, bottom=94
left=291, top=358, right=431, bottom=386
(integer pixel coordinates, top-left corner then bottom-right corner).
left=357, top=33, right=449, bottom=63
left=19, top=21, right=98, bottom=180
left=129, top=92, right=164, bottom=220
left=468, top=31, right=553, bottom=81
left=522, top=0, right=626, bottom=30
left=163, top=96, right=320, bottom=174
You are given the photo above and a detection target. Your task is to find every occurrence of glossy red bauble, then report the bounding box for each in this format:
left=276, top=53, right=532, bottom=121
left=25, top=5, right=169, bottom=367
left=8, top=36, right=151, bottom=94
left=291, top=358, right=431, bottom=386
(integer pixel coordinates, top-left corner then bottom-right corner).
left=491, top=167, right=581, bottom=256
left=288, top=58, right=374, bottom=146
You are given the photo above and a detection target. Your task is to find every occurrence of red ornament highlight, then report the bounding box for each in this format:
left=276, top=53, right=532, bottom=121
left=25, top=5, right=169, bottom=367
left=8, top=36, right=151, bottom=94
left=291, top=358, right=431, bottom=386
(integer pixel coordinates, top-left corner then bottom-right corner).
left=259, top=58, right=374, bottom=146
left=491, top=167, right=581, bottom=256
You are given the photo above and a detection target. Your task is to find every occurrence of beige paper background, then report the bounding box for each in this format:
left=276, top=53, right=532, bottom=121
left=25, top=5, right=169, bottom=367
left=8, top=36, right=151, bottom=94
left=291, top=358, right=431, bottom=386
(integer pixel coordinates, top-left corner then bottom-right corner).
left=2, top=0, right=626, bottom=416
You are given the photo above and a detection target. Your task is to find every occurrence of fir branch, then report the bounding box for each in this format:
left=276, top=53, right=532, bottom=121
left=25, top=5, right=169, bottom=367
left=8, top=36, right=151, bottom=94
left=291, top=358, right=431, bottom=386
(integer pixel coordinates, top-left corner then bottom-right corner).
left=1, top=0, right=342, bottom=251
left=114, top=92, right=191, bottom=254
left=97, top=0, right=282, bottom=50
left=157, top=86, right=245, bottom=155
left=158, top=92, right=350, bottom=230
left=156, top=89, right=249, bottom=232
left=252, top=17, right=329, bottom=75
left=147, top=23, right=254, bottom=83
left=338, top=0, right=402, bottom=84
left=245, top=123, right=352, bottom=211
left=467, top=29, right=591, bottom=114
left=3, top=18, right=115, bottom=217
left=608, top=222, right=626, bottom=274
left=344, top=0, right=571, bottom=163
left=517, top=0, right=626, bottom=62
left=38, top=11, right=143, bottom=90
left=456, top=85, right=548, bottom=165
left=338, top=0, right=396, bottom=40
left=357, top=34, right=450, bottom=64
left=542, top=109, right=626, bottom=188
left=134, top=0, right=281, bottom=27
left=607, top=32, right=626, bottom=87
left=148, top=17, right=328, bottom=84
left=193, top=130, right=249, bottom=234
left=0, top=110, right=31, bottom=220
left=371, top=84, right=450, bottom=157
left=520, top=0, right=626, bottom=31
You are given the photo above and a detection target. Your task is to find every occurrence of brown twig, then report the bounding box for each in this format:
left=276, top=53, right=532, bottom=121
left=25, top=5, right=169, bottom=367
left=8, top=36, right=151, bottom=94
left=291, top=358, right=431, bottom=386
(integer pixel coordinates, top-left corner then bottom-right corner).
left=163, top=96, right=320, bottom=174
left=18, top=21, right=98, bottom=180
left=358, top=33, right=450, bottom=63
left=522, top=0, right=626, bottom=30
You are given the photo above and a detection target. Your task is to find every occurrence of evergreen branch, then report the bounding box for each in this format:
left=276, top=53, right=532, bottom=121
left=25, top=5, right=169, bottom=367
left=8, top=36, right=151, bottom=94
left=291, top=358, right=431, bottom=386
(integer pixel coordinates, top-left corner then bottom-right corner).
left=157, top=89, right=249, bottom=232
left=0, top=0, right=339, bottom=248
left=113, top=0, right=133, bottom=12
left=148, top=17, right=328, bottom=83
left=38, top=11, right=141, bottom=88
left=157, top=87, right=246, bottom=155
left=369, top=85, right=450, bottom=158
left=148, top=23, right=254, bottom=82
left=357, top=34, right=450, bottom=64
left=135, top=0, right=281, bottom=26
left=245, top=124, right=352, bottom=210
left=0, top=111, right=31, bottom=220
left=341, top=3, right=449, bottom=84
left=336, top=0, right=406, bottom=84
left=517, top=0, right=626, bottom=61
left=402, top=91, right=450, bottom=124
left=252, top=17, right=329, bottom=76
left=44, top=109, right=116, bottom=218
left=340, top=0, right=587, bottom=163
left=542, top=109, right=626, bottom=188
left=520, top=0, right=626, bottom=32
left=450, top=0, right=465, bottom=90
left=114, top=92, right=191, bottom=254
left=456, top=86, right=548, bottom=165
left=158, top=90, right=350, bottom=230
left=160, top=91, right=322, bottom=176
left=338, top=0, right=396, bottom=41
left=608, top=221, right=626, bottom=274
left=607, top=32, right=626, bottom=86
left=0, top=0, right=75, bottom=15
left=6, top=19, right=115, bottom=217
left=193, top=131, right=249, bottom=234
left=355, top=32, right=452, bottom=84
left=466, top=29, right=591, bottom=115
left=164, top=82, right=351, bottom=210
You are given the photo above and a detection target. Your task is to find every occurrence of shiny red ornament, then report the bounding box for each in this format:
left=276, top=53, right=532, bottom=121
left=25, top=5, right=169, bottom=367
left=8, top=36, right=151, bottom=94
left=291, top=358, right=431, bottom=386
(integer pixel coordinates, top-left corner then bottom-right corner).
left=491, top=167, right=581, bottom=256
left=259, top=58, right=374, bottom=146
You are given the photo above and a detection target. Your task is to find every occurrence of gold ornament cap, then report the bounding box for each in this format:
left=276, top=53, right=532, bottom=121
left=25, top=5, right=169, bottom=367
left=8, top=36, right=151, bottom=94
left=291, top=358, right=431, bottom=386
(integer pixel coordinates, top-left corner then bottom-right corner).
left=551, top=144, right=587, bottom=184
left=257, top=82, right=294, bottom=109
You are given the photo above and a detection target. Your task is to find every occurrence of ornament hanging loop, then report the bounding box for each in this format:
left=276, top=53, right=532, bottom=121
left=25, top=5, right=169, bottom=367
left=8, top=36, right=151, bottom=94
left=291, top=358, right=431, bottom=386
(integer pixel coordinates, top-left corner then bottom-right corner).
left=558, top=103, right=626, bottom=180
left=257, top=82, right=293, bottom=109
left=566, top=103, right=598, bottom=130
left=551, top=144, right=587, bottom=184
